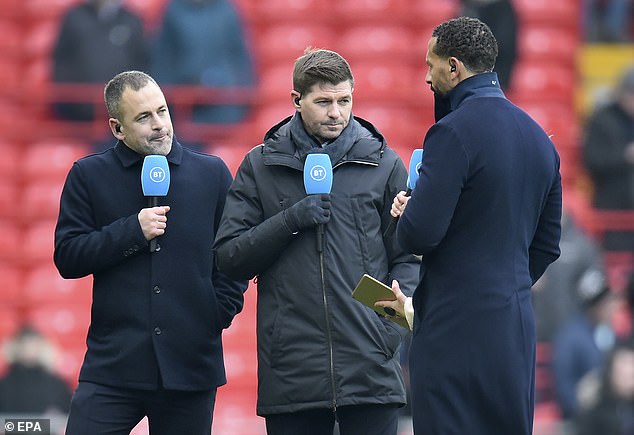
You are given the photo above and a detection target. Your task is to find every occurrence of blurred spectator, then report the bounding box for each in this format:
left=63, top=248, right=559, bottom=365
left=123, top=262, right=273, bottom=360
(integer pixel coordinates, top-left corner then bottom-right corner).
left=150, top=0, right=256, bottom=126
left=582, top=65, right=634, bottom=255
left=0, top=326, right=71, bottom=414
left=532, top=210, right=604, bottom=342
left=583, top=0, right=632, bottom=42
left=459, top=0, right=517, bottom=91
left=552, top=267, right=619, bottom=420
left=51, top=0, right=149, bottom=122
left=574, top=338, right=634, bottom=435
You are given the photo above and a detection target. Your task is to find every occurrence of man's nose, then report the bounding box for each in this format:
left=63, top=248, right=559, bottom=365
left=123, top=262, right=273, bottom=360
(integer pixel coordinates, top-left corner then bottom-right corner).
left=327, top=103, right=341, bottom=118
left=150, top=113, right=165, bottom=129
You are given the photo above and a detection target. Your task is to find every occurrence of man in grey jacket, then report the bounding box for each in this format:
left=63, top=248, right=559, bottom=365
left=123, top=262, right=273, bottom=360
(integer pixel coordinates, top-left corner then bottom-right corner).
left=213, top=48, right=420, bottom=435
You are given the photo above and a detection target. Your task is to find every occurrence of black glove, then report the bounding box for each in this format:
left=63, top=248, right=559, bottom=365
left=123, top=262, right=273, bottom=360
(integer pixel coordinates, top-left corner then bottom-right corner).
left=284, top=194, right=331, bottom=232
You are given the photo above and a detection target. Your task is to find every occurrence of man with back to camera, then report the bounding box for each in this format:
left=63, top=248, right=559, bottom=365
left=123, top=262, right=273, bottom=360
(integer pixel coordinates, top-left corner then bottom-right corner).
left=376, top=17, right=562, bottom=435
left=53, top=70, right=247, bottom=435
left=213, top=48, right=420, bottom=435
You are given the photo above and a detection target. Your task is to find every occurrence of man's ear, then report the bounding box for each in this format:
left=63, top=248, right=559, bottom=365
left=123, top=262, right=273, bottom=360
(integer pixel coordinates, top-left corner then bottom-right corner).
left=109, top=118, right=124, bottom=138
left=291, top=90, right=301, bottom=108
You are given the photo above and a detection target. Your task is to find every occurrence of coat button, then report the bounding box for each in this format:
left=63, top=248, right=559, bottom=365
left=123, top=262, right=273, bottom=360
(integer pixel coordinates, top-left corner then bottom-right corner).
left=154, top=327, right=161, bottom=335
left=154, top=286, right=161, bottom=294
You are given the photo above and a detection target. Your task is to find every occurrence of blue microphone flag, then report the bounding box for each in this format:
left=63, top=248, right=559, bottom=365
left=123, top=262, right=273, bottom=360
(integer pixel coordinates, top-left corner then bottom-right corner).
left=407, top=149, right=424, bottom=191
left=141, top=155, right=170, bottom=197
left=304, top=153, right=333, bottom=195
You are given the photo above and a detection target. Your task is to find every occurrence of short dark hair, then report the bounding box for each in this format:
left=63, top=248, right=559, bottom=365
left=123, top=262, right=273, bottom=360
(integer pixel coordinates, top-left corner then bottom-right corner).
left=432, top=17, right=498, bottom=74
left=292, top=48, right=354, bottom=96
left=104, top=70, right=159, bottom=119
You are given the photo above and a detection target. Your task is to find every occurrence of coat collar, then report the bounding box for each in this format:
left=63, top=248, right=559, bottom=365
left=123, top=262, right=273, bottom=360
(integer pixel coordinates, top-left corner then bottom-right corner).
left=434, top=72, right=505, bottom=121
left=261, top=113, right=386, bottom=169
left=113, top=138, right=184, bottom=168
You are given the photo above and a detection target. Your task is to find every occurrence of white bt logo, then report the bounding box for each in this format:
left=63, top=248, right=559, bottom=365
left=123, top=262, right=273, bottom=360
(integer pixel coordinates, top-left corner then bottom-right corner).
left=310, top=165, right=327, bottom=182
left=150, top=167, right=166, bottom=183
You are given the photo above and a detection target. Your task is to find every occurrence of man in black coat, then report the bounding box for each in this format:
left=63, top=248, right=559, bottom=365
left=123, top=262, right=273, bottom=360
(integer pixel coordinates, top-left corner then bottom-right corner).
left=213, top=48, right=420, bottom=435
left=54, top=70, right=247, bottom=435
left=52, top=0, right=149, bottom=122
left=380, top=17, right=561, bottom=435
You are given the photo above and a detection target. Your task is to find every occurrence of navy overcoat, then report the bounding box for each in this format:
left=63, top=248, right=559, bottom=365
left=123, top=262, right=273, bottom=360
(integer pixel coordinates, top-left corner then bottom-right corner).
left=54, top=141, right=247, bottom=391
left=397, top=73, right=562, bottom=435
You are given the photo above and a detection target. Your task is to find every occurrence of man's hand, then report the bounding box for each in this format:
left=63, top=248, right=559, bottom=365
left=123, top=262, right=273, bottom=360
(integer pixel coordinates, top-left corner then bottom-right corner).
left=284, top=194, right=331, bottom=232
left=390, top=191, right=410, bottom=218
left=375, top=279, right=408, bottom=317
left=138, top=206, right=170, bottom=241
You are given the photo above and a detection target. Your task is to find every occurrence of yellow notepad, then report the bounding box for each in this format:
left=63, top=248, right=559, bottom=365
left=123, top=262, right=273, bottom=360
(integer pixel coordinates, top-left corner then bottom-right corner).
left=352, top=274, right=408, bottom=328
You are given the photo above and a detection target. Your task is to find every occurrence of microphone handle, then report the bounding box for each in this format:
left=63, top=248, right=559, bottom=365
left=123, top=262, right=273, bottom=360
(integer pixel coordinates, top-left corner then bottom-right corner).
left=148, top=197, right=159, bottom=253
left=316, top=223, right=324, bottom=253
left=383, top=187, right=412, bottom=238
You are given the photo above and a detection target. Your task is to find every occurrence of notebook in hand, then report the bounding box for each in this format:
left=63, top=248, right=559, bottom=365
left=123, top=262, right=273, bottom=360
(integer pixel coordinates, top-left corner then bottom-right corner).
left=352, top=274, right=409, bottom=329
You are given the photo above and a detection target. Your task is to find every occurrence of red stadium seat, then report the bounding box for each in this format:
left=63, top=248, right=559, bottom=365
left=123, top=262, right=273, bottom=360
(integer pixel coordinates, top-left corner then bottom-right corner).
left=0, top=63, right=21, bottom=97
left=124, top=0, right=170, bottom=32
left=22, top=139, right=88, bottom=182
left=258, top=65, right=294, bottom=101
left=334, top=0, right=410, bottom=23
left=517, top=26, right=581, bottom=67
left=0, top=220, right=21, bottom=262
left=206, top=144, right=249, bottom=176
left=255, top=25, right=334, bottom=69
left=0, top=20, right=22, bottom=55
left=411, top=0, right=460, bottom=28
left=338, top=25, right=415, bottom=64
left=512, top=101, right=581, bottom=184
left=0, top=182, right=19, bottom=221
left=24, top=0, right=82, bottom=19
left=251, top=104, right=294, bottom=138
left=514, top=0, right=580, bottom=31
left=510, top=62, right=576, bottom=103
left=0, top=140, right=21, bottom=183
left=20, top=220, right=57, bottom=263
left=53, top=344, right=85, bottom=389
left=22, top=19, right=60, bottom=60
left=353, top=104, right=425, bottom=151
left=25, top=302, right=91, bottom=347
left=214, top=387, right=263, bottom=434
left=23, top=264, right=92, bottom=306
left=21, top=57, right=53, bottom=99
left=515, top=102, right=580, bottom=148
left=349, top=62, right=417, bottom=102
left=252, top=0, right=333, bottom=23
left=2, top=0, right=22, bottom=18
left=0, top=304, right=22, bottom=348
left=0, top=99, right=25, bottom=129
left=0, top=263, right=22, bottom=303
left=20, top=180, right=65, bottom=221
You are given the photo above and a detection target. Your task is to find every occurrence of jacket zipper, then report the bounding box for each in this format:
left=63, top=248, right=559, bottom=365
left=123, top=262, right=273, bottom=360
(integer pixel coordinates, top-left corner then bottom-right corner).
left=319, top=242, right=337, bottom=411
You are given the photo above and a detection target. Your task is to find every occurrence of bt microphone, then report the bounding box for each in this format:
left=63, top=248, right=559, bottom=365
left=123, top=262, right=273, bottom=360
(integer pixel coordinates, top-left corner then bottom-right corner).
left=406, top=148, right=424, bottom=195
left=384, top=148, right=423, bottom=237
left=303, top=153, right=333, bottom=253
left=141, top=155, right=170, bottom=252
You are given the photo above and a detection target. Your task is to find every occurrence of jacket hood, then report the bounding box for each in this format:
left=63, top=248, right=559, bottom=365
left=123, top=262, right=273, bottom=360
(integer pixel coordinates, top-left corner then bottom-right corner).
left=262, top=112, right=387, bottom=167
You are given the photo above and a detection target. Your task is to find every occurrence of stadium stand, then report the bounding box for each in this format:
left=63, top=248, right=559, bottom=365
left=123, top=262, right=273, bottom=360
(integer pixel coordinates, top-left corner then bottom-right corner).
left=1, top=0, right=631, bottom=434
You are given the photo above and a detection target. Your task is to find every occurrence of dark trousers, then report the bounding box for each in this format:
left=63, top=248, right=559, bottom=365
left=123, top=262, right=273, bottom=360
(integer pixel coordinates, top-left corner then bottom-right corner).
left=65, top=381, right=216, bottom=435
left=265, top=404, right=400, bottom=435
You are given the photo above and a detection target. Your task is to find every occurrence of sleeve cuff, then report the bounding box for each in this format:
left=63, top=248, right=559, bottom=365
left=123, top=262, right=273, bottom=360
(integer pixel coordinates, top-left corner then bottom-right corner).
left=404, top=297, right=414, bottom=331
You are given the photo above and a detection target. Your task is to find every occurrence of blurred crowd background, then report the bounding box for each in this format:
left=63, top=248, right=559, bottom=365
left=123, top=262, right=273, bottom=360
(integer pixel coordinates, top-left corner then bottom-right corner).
left=0, top=0, right=632, bottom=434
